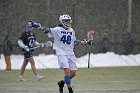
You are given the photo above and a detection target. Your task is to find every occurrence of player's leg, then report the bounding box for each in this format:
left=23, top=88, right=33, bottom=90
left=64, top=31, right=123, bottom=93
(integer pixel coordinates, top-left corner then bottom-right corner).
left=62, top=70, right=76, bottom=93
left=58, top=68, right=73, bottom=93
left=68, top=55, right=78, bottom=93
left=58, top=80, right=65, bottom=93
left=64, top=68, right=74, bottom=93
left=29, top=57, right=44, bottom=81
left=64, top=68, right=71, bottom=87
left=18, top=58, right=28, bottom=81
left=57, top=55, right=74, bottom=93
left=70, top=70, right=76, bottom=79
left=20, top=59, right=28, bottom=75
left=20, top=53, right=30, bottom=76
left=29, top=58, right=37, bottom=76
left=57, top=55, right=69, bottom=93
left=69, top=55, right=77, bottom=78
left=18, top=52, right=31, bottom=81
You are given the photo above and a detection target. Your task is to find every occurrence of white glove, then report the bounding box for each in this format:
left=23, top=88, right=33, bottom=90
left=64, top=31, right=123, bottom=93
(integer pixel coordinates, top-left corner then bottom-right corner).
left=39, top=43, right=44, bottom=48
left=46, top=41, right=52, bottom=47
left=24, top=46, right=30, bottom=52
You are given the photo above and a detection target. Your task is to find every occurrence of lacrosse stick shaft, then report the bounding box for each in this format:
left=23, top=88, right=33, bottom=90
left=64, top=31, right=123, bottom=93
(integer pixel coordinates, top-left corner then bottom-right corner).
left=87, top=30, right=95, bottom=68
left=31, top=41, right=52, bottom=50
left=88, top=44, right=92, bottom=68
left=31, top=46, right=40, bottom=49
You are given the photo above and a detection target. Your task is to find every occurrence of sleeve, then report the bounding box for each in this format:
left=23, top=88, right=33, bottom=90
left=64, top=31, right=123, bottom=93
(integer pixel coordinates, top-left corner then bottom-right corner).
left=49, top=27, right=58, bottom=38
left=34, top=41, right=40, bottom=46
left=18, top=32, right=26, bottom=48
left=18, top=39, right=26, bottom=49
left=42, top=27, right=58, bottom=38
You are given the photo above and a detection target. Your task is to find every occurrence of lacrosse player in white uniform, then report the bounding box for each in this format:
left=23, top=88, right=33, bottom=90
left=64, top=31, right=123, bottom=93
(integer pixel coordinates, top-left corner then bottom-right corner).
left=38, top=14, right=87, bottom=93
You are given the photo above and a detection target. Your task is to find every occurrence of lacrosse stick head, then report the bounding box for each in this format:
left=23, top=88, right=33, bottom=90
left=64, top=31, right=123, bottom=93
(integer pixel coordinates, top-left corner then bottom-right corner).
left=87, top=30, right=95, bottom=40
left=87, top=30, right=95, bottom=45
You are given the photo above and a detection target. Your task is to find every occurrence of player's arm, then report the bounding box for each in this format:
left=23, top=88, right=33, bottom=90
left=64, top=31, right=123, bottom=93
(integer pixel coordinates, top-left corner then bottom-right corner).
left=18, top=32, right=26, bottom=49
left=18, top=39, right=31, bottom=52
left=18, top=33, right=31, bottom=52
left=18, top=39, right=26, bottom=49
left=38, top=27, right=51, bottom=34
left=17, top=36, right=27, bottom=50
left=74, top=39, right=92, bottom=46
left=74, top=39, right=87, bottom=46
left=34, top=41, right=45, bottom=48
left=29, top=20, right=41, bottom=28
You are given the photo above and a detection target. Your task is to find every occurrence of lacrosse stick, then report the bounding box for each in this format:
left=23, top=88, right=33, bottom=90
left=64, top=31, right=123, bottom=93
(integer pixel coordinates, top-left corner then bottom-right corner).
left=87, top=30, right=95, bottom=68
left=31, top=41, right=52, bottom=49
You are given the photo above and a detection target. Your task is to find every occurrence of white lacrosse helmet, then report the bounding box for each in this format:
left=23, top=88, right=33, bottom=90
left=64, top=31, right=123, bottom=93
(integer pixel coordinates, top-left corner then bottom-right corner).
left=59, top=14, right=72, bottom=29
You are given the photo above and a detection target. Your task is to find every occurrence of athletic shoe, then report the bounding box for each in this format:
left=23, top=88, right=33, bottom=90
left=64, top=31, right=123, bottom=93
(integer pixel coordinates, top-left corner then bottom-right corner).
left=36, top=75, right=44, bottom=81
left=58, top=80, right=65, bottom=93
left=68, top=87, right=73, bottom=93
left=18, top=75, right=26, bottom=81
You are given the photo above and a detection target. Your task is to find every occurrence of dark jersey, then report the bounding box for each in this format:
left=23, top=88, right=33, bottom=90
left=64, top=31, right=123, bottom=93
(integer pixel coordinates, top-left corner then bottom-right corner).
left=19, top=31, right=36, bottom=52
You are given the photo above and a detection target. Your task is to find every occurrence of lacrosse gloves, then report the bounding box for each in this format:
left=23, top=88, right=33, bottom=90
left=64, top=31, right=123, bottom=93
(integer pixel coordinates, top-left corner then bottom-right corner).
left=24, top=46, right=31, bottom=52
left=39, top=43, right=45, bottom=48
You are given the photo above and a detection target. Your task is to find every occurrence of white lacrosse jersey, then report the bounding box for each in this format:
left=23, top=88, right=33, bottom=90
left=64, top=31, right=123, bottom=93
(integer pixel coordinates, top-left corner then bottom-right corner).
left=50, top=26, right=76, bottom=55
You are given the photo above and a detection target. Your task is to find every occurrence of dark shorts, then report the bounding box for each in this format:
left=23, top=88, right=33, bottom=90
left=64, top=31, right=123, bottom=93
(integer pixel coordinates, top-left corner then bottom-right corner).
left=23, top=52, right=33, bottom=60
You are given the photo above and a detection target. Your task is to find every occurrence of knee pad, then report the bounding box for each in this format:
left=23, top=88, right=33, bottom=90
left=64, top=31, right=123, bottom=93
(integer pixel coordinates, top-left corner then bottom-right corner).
left=64, top=76, right=71, bottom=85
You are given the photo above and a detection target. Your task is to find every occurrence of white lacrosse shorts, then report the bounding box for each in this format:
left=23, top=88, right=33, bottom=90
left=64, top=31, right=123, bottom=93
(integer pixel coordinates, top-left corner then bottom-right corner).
left=57, top=55, right=77, bottom=70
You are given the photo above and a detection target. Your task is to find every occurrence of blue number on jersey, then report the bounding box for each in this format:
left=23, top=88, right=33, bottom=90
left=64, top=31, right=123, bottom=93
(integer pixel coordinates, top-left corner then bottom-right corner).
left=60, top=35, right=71, bottom=44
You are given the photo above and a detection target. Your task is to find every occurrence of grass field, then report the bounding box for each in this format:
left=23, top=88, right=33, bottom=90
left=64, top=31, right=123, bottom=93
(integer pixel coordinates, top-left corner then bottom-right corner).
left=0, top=66, right=140, bottom=93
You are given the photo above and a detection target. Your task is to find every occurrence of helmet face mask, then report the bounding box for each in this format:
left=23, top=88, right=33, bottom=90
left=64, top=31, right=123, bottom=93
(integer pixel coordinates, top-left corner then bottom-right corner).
left=59, top=14, right=72, bottom=29
left=26, top=20, right=34, bottom=31
left=26, top=21, right=33, bottom=28
left=62, top=20, right=71, bottom=27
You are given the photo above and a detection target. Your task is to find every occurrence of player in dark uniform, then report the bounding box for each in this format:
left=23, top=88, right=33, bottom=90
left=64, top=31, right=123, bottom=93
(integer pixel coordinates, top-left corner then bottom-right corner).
left=18, top=20, right=44, bottom=81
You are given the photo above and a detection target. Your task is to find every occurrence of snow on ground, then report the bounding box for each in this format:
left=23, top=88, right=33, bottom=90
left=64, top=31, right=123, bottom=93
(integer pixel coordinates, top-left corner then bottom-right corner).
left=0, top=52, right=140, bottom=70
